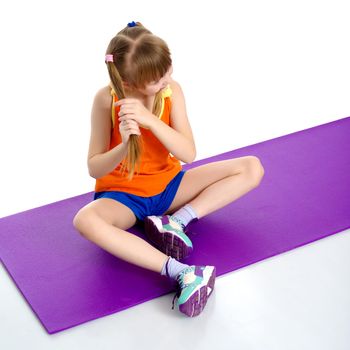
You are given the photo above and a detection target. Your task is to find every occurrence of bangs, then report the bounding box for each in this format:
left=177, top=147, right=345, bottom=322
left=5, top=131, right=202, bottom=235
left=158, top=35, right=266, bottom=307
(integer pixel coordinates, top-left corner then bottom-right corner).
left=131, top=59, right=171, bottom=88
left=127, top=36, right=172, bottom=88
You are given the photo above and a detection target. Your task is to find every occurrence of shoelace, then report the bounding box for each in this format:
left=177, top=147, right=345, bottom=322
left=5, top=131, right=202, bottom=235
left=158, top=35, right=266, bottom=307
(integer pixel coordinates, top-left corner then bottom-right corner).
left=165, top=215, right=198, bottom=238
left=171, top=218, right=196, bottom=237
left=169, top=216, right=185, bottom=229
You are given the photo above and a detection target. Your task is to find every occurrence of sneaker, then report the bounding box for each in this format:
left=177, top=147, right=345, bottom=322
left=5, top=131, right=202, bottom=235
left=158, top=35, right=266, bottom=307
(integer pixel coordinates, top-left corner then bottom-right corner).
left=172, top=265, right=216, bottom=317
left=144, top=215, right=193, bottom=260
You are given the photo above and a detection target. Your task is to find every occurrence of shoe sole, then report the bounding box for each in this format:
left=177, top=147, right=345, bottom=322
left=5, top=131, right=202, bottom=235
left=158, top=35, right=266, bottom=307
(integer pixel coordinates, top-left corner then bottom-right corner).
left=179, top=266, right=216, bottom=317
left=144, top=216, right=193, bottom=261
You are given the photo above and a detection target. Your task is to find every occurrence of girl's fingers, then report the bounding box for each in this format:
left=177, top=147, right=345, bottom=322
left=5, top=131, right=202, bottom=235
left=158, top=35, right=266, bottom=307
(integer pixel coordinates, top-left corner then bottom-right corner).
left=127, top=129, right=141, bottom=136
left=121, top=119, right=138, bottom=126
left=122, top=122, right=140, bottom=133
left=119, top=114, right=135, bottom=121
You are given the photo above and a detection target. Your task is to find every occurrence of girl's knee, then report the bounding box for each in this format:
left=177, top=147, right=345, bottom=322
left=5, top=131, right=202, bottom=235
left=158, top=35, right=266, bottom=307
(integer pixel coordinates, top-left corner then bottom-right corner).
left=73, top=207, right=97, bottom=234
left=245, top=156, right=265, bottom=185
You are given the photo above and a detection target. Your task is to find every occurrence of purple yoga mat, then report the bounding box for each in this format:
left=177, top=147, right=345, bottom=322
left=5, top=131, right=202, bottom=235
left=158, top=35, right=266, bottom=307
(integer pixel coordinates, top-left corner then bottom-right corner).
left=1, top=116, right=349, bottom=334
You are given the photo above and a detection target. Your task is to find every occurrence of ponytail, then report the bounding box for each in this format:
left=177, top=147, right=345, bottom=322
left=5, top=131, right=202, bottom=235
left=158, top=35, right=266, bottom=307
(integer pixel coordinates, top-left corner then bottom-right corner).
left=105, top=22, right=172, bottom=181
left=106, top=61, right=143, bottom=181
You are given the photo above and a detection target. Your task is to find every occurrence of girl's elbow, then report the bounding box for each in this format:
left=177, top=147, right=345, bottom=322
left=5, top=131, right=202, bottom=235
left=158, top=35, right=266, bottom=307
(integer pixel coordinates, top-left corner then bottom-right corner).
left=88, top=162, right=99, bottom=179
left=88, top=157, right=102, bottom=179
left=185, top=149, right=196, bottom=164
left=88, top=168, right=98, bottom=179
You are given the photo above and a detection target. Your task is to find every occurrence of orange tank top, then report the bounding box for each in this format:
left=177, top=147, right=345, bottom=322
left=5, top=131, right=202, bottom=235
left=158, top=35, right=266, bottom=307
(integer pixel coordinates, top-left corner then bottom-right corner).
left=94, top=84, right=182, bottom=197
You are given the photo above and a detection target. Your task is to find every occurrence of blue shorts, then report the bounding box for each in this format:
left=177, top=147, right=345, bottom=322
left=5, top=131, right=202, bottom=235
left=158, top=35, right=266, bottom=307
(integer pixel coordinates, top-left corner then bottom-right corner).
left=93, top=170, right=186, bottom=222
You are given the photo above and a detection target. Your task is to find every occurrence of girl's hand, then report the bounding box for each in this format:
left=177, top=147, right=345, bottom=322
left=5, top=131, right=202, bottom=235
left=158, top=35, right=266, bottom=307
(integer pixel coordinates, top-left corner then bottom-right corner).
left=115, top=98, right=157, bottom=130
left=118, top=117, right=141, bottom=145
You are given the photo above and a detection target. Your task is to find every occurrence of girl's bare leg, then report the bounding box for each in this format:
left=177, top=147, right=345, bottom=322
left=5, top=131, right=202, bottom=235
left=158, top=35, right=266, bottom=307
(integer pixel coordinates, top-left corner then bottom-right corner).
left=188, top=171, right=258, bottom=218
left=73, top=206, right=169, bottom=274
left=164, top=156, right=264, bottom=218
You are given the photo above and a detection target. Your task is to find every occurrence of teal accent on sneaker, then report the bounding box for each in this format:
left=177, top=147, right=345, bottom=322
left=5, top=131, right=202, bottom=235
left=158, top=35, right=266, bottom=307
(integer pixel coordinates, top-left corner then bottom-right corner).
left=176, top=267, right=204, bottom=305
left=163, top=222, right=193, bottom=248
left=144, top=215, right=194, bottom=260
left=172, top=265, right=216, bottom=317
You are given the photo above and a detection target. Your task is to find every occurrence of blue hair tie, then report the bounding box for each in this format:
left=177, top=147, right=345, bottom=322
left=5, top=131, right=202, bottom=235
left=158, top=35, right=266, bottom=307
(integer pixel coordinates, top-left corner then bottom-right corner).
left=128, top=21, right=137, bottom=27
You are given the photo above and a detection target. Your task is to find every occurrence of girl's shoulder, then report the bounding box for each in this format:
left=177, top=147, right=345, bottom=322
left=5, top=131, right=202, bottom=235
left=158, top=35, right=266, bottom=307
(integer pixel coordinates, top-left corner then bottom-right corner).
left=168, top=79, right=183, bottom=98
left=93, top=85, right=114, bottom=111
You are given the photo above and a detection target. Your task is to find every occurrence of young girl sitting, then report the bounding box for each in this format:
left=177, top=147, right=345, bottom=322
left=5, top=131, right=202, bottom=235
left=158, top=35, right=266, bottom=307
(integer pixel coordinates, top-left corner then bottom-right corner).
left=73, top=21, right=264, bottom=317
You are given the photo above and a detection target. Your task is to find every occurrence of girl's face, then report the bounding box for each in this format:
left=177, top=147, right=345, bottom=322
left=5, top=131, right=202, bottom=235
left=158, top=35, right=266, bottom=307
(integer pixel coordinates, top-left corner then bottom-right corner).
left=138, top=65, right=174, bottom=96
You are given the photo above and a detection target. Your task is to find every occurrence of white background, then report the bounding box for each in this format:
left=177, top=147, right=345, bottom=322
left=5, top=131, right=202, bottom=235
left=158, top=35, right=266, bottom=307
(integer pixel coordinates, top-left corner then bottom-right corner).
left=0, top=0, right=349, bottom=349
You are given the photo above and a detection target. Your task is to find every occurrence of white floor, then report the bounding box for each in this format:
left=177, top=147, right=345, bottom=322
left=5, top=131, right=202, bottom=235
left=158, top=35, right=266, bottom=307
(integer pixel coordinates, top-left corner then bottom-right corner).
left=1, top=228, right=349, bottom=350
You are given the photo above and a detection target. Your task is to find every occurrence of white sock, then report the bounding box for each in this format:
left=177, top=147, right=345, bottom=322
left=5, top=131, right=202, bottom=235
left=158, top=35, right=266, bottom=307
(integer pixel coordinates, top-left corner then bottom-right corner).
left=170, top=204, right=198, bottom=229
left=160, top=256, right=189, bottom=279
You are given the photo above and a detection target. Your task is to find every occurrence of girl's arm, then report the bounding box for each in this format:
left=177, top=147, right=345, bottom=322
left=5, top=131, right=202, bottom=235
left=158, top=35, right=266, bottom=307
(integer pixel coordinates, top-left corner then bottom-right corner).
left=87, top=87, right=128, bottom=179
left=149, top=80, right=196, bottom=163
left=88, top=143, right=128, bottom=179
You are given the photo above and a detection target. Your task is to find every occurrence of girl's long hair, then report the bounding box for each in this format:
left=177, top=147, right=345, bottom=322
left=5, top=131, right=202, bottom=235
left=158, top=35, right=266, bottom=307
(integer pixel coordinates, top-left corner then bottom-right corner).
left=105, top=22, right=172, bottom=180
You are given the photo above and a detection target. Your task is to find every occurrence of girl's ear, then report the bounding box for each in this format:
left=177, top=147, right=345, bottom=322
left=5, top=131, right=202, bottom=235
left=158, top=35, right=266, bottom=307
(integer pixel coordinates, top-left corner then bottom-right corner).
left=122, top=81, right=132, bottom=89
